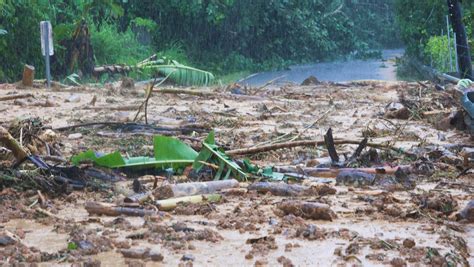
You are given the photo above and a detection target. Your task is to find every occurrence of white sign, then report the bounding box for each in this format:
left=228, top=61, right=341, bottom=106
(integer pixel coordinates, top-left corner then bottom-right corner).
left=40, top=21, right=54, bottom=56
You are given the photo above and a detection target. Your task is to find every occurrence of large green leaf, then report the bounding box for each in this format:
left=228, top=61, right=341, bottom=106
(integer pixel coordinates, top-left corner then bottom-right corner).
left=193, top=131, right=247, bottom=180
left=139, top=59, right=215, bottom=86
left=71, top=135, right=197, bottom=170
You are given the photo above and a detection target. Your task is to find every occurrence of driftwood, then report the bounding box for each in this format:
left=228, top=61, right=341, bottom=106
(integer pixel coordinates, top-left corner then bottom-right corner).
left=155, top=194, right=221, bottom=211
left=85, top=201, right=157, bottom=217
left=0, top=126, right=28, bottom=162
left=274, top=166, right=403, bottom=178
left=83, top=105, right=141, bottom=111
left=248, top=182, right=336, bottom=197
left=0, top=93, right=33, bottom=102
left=226, top=139, right=405, bottom=156
left=248, top=182, right=308, bottom=196
left=154, top=88, right=265, bottom=101
left=276, top=200, right=337, bottom=221
left=53, top=121, right=208, bottom=133
left=22, top=65, right=35, bottom=87
left=153, top=179, right=239, bottom=200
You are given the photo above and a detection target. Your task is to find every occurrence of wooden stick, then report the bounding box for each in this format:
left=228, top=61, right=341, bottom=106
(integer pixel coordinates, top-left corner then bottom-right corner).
left=0, top=93, right=34, bottom=101
left=274, top=166, right=403, bottom=178
left=0, top=126, right=28, bottom=162
left=85, top=201, right=157, bottom=217
left=153, top=88, right=265, bottom=101
left=53, top=121, right=208, bottom=133
left=226, top=139, right=404, bottom=156
left=83, top=105, right=141, bottom=111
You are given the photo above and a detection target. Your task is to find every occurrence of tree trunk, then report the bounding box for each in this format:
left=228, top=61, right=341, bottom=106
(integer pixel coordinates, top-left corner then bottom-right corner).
left=22, top=65, right=35, bottom=87
left=0, top=126, right=28, bottom=163
left=447, top=0, right=472, bottom=79
left=153, top=179, right=239, bottom=199
left=155, top=194, right=222, bottom=211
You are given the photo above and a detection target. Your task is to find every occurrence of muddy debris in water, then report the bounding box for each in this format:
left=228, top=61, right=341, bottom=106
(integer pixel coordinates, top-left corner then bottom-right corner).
left=245, top=235, right=278, bottom=259
left=120, top=248, right=150, bottom=259
left=173, top=202, right=216, bottom=216
left=412, top=192, right=458, bottom=215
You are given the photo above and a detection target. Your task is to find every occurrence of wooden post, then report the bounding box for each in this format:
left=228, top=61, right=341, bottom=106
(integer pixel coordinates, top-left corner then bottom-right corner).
left=447, top=0, right=472, bottom=79
left=22, top=65, right=35, bottom=87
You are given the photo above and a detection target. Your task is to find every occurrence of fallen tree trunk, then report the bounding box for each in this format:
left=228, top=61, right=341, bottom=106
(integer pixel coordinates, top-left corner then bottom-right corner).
left=226, top=139, right=404, bottom=156
left=248, top=182, right=336, bottom=197
left=248, top=182, right=308, bottom=196
left=0, top=93, right=33, bottom=102
left=274, top=166, right=403, bottom=178
left=0, top=126, right=28, bottom=162
left=155, top=194, right=221, bottom=211
left=276, top=200, right=337, bottom=221
left=85, top=201, right=157, bottom=217
left=153, top=179, right=239, bottom=200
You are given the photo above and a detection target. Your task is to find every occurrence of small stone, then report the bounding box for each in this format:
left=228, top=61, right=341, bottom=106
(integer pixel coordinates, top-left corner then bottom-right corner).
left=68, top=133, right=82, bottom=139
left=120, top=248, right=150, bottom=259
left=254, top=259, right=268, bottom=267
left=181, top=254, right=195, bottom=261
left=0, top=235, right=16, bottom=246
left=402, top=238, right=415, bottom=248
left=390, top=257, right=407, bottom=267
left=150, top=251, right=164, bottom=262
left=83, top=259, right=101, bottom=267
left=65, top=94, right=81, bottom=103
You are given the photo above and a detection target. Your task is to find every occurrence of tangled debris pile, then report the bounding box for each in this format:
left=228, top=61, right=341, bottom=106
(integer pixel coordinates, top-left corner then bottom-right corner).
left=0, top=79, right=473, bottom=266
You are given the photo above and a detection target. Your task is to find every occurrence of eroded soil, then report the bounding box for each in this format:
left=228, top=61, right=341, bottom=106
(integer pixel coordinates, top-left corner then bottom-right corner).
left=0, top=80, right=473, bottom=266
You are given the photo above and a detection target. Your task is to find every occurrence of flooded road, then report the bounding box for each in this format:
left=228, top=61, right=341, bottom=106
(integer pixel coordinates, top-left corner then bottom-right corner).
left=240, top=49, right=403, bottom=86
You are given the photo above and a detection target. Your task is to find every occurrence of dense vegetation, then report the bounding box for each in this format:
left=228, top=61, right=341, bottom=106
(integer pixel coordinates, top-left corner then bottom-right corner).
left=0, top=0, right=401, bottom=82
left=395, top=0, right=473, bottom=72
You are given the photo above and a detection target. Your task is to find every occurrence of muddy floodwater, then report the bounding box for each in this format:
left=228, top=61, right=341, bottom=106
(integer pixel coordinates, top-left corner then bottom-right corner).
left=0, top=78, right=473, bottom=266
left=241, top=49, right=403, bottom=86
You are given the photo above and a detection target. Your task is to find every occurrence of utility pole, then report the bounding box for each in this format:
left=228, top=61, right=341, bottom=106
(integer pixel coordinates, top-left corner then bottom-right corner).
left=447, top=0, right=472, bottom=79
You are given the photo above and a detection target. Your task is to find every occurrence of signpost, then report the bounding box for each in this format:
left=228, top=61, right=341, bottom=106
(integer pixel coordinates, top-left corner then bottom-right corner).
left=40, top=21, right=54, bottom=88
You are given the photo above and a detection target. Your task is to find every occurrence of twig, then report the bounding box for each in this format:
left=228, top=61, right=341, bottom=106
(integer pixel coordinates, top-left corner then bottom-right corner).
left=226, top=139, right=407, bottom=156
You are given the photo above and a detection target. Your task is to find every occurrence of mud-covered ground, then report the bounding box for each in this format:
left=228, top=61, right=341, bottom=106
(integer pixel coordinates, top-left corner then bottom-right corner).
left=0, top=80, right=473, bottom=266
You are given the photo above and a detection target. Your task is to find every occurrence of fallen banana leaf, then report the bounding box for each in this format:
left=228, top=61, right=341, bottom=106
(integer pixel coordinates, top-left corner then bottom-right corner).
left=72, top=135, right=197, bottom=170
left=243, top=159, right=285, bottom=181
left=192, top=131, right=247, bottom=180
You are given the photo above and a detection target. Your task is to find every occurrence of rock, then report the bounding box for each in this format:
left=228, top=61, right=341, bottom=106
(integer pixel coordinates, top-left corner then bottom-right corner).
left=459, top=199, right=474, bottom=222
left=254, top=259, right=268, bottom=267
left=277, top=256, right=294, bottom=267
left=276, top=200, right=337, bottom=221
left=83, top=259, right=101, bottom=267
left=120, top=248, right=150, bottom=259
left=120, top=77, right=135, bottom=89
left=402, top=238, right=416, bottom=248
left=301, top=75, right=320, bottom=86
left=65, top=94, right=81, bottom=103
left=390, top=257, right=407, bottom=267
left=181, top=254, right=195, bottom=261
left=384, top=102, right=409, bottom=119
left=150, top=251, right=164, bottom=262
left=336, top=170, right=375, bottom=187
left=68, top=133, right=83, bottom=140
left=0, top=235, right=16, bottom=246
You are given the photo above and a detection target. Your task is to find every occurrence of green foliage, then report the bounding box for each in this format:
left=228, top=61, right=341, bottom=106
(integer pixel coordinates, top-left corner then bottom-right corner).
left=91, top=23, right=152, bottom=65
left=72, top=135, right=197, bottom=171
left=0, top=0, right=402, bottom=81
left=193, top=131, right=247, bottom=181
left=424, top=35, right=456, bottom=73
